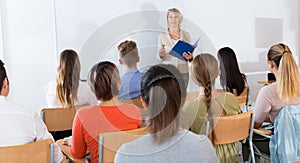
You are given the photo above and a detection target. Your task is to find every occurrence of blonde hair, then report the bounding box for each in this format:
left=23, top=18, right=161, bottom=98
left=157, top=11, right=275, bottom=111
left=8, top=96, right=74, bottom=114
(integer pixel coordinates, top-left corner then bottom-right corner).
left=56, top=49, right=80, bottom=109
left=167, top=8, right=183, bottom=25
left=267, top=43, right=300, bottom=101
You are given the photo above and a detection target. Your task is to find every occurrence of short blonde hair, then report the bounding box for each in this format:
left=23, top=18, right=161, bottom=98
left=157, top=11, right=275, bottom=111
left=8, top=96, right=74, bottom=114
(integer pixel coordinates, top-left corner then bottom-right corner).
left=167, top=8, right=183, bottom=24
left=268, top=43, right=300, bottom=101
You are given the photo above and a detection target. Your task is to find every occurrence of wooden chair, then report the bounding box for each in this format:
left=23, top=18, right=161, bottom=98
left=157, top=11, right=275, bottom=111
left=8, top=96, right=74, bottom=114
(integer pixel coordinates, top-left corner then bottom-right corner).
left=206, top=110, right=255, bottom=163
left=41, top=107, right=77, bottom=132
left=0, top=138, right=54, bottom=163
left=234, top=86, right=250, bottom=108
left=120, top=98, right=149, bottom=124
left=98, top=128, right=148, bottom=163
left=56, top=139, right=86, bottom=163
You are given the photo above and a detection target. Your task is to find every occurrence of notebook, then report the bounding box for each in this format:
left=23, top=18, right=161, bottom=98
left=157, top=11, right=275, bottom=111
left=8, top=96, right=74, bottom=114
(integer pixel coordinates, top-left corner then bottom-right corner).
left=169, top=37, right=201, bottom=61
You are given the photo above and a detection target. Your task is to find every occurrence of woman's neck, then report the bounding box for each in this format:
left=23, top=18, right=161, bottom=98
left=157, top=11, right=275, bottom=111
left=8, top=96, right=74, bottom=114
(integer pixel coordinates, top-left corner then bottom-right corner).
left=168, top=27, right=180, bottom=33
left=99, top=96, right=122, bottom=106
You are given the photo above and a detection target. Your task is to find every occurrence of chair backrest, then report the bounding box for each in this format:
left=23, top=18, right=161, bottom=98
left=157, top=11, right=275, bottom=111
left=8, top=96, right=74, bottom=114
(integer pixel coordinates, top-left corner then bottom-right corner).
left=0, top=138, right=54, bottom=163
left=41, top=107, right=77, bottom=132
left=120, top=97, right=144, bottom=109
left=98, top=128, right=148, bottom=163
left=206, top=110, right=254, bottom=145
left=119, top=98, right=149, bottom=123
left=270, top=105, right=300, bottom=162
left=234, top=86, right=249, bottom=107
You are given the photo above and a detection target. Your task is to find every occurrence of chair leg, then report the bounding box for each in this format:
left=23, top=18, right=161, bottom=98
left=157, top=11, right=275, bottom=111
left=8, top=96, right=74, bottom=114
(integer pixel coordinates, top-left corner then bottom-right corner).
left=248, top=140, right=255, bottom=163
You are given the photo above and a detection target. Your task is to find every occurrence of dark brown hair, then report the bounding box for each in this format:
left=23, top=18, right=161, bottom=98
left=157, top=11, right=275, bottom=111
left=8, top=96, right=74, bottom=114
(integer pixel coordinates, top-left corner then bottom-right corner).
left=141, top=64, right=186, bottom=144
left=218, top=47, right=247, bottom=96
left=0, top=60, right=7, bottom=93
left=118, top=40, right=139, bottom=67
left=88, top=61, right=120, bottom=101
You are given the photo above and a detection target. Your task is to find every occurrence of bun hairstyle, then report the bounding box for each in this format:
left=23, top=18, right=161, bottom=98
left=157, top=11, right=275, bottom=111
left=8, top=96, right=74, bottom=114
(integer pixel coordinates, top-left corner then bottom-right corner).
left=141, top=64, right=186, bottom=143
left=267, top=43, right=300, bottom=101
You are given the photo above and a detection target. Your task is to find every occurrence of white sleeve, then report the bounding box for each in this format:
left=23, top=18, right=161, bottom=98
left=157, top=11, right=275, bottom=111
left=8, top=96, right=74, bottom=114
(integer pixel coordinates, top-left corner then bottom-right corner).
left=34, top=113, right=64, bottom=163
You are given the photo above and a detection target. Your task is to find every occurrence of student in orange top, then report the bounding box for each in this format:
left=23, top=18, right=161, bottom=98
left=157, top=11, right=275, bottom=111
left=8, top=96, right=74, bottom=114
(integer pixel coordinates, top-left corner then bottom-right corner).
left=64, top=61, right=141, bottom=163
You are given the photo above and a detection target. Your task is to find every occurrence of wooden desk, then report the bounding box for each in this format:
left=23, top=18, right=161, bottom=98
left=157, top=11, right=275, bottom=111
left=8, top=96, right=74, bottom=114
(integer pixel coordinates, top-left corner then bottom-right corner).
left=253, top=128, right=272, bottom=139
left=56, top=139, right=86, bottom=163
left=258, top=81, right=275, bottom=85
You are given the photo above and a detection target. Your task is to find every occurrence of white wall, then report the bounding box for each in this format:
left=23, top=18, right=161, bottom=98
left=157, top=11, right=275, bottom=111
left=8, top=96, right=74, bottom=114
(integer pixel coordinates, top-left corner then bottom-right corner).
left=0, top=0, right=57, bottom=112
left=0, top=8, right=3, bottom=60
left=0, top=0, right=299, bottom=111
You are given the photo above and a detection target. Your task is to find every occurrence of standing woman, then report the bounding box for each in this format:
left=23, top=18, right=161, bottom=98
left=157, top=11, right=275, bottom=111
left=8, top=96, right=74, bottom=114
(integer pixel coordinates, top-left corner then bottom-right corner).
left=217, top=47, right=247, bottom=96
left=181, top=54, right=241, bottom=163
left=45, top=49, right=98, bottom=109
left=157, top=8, right=193, bottom=86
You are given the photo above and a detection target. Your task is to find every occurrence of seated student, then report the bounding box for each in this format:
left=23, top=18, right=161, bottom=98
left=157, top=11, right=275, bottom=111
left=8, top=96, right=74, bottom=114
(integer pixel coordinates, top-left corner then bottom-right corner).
left=181, top=54, right=241, bottom=163
left=217, top=47, right=247, bottom=96
left=114, top=64, right=219, bottom=163
left=64, top=61, right=141, bottom=163
left=118, top=40, right=143, bottom=100
left=0, top=60, right=63, bottom=163
left=244, top=43, right=300, bottom=158
left=45, top=49, right=98, bottom=140
left=45, top=49, right=98, bottom=109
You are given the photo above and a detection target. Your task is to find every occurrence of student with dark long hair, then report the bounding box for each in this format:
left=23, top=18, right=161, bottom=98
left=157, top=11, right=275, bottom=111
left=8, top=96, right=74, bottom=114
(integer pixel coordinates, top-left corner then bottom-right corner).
left=217, top=47, right=247, bottom=96
left=115, top=64, right=219, bottom=163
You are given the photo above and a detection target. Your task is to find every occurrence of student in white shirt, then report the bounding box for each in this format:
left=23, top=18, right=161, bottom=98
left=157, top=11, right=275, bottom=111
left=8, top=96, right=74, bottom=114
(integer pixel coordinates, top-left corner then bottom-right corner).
left=0, top=60, right=63, bottom=163
left=45, top=49, right=97, bottom=109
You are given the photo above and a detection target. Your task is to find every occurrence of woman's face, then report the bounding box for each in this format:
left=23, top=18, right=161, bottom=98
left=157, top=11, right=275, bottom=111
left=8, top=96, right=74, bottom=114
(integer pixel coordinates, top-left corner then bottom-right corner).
left=167, top=12, right=181, bottom=28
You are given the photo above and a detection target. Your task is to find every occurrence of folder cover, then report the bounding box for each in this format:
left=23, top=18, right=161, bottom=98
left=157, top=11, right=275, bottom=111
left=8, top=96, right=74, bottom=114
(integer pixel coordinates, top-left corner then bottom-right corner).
left=169, top=37, right=201, bottom=61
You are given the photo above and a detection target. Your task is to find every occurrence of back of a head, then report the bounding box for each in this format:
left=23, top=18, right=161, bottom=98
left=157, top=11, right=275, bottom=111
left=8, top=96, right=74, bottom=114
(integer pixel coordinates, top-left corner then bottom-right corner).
left=56, top=49, right=81, bottom=109
left=88, top=61, right=120, bottom=101
left=217, top=47, right=246, bottom=95
left=141, top=64, right=186, bottom=144
left=192, top=54, right=219, bottom=144
left=0, top=60, right=7, bottom=93
left=118, top=40, right=139, bottom=67
left=267, top=43, right=300, bottom=101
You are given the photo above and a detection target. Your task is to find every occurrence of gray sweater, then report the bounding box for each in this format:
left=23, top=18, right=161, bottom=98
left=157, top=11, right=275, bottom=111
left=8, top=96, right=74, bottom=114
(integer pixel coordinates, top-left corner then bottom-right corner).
left=114, top=130, right=219, bottom=163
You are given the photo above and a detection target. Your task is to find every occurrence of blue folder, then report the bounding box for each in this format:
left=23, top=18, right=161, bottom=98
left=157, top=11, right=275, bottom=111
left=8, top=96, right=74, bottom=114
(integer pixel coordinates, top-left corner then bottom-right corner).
left=169, top=37, right=201, bottom=61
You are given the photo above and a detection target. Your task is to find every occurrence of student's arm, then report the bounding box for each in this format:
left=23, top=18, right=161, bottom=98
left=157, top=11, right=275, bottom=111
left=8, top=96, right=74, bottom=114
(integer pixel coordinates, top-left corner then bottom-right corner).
left=70, top=112, right=87, bottom=158
left=34, top=113, right=64, bottom=163
left=254, top=86, right=272, bottom=128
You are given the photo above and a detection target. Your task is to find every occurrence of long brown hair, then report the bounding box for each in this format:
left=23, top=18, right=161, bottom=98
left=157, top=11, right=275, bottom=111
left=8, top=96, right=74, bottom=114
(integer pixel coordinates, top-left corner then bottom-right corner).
left=141, top=64, right=186, bottom=144
left=192, top=53, right=219, bottom=145
left=267, top=43, right=300, bottom=101
left=56, top=49, right=80, bottom=109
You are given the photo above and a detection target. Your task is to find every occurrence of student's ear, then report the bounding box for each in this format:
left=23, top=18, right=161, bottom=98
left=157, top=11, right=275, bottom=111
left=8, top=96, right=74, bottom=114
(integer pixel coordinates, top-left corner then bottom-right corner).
left=119, top=59, right=123, bottom=65
left=267, top=60, right=276, bottom=70
left=140, top=96, right=147, bottom=110
left=137, top=56, right=140, bottom=63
